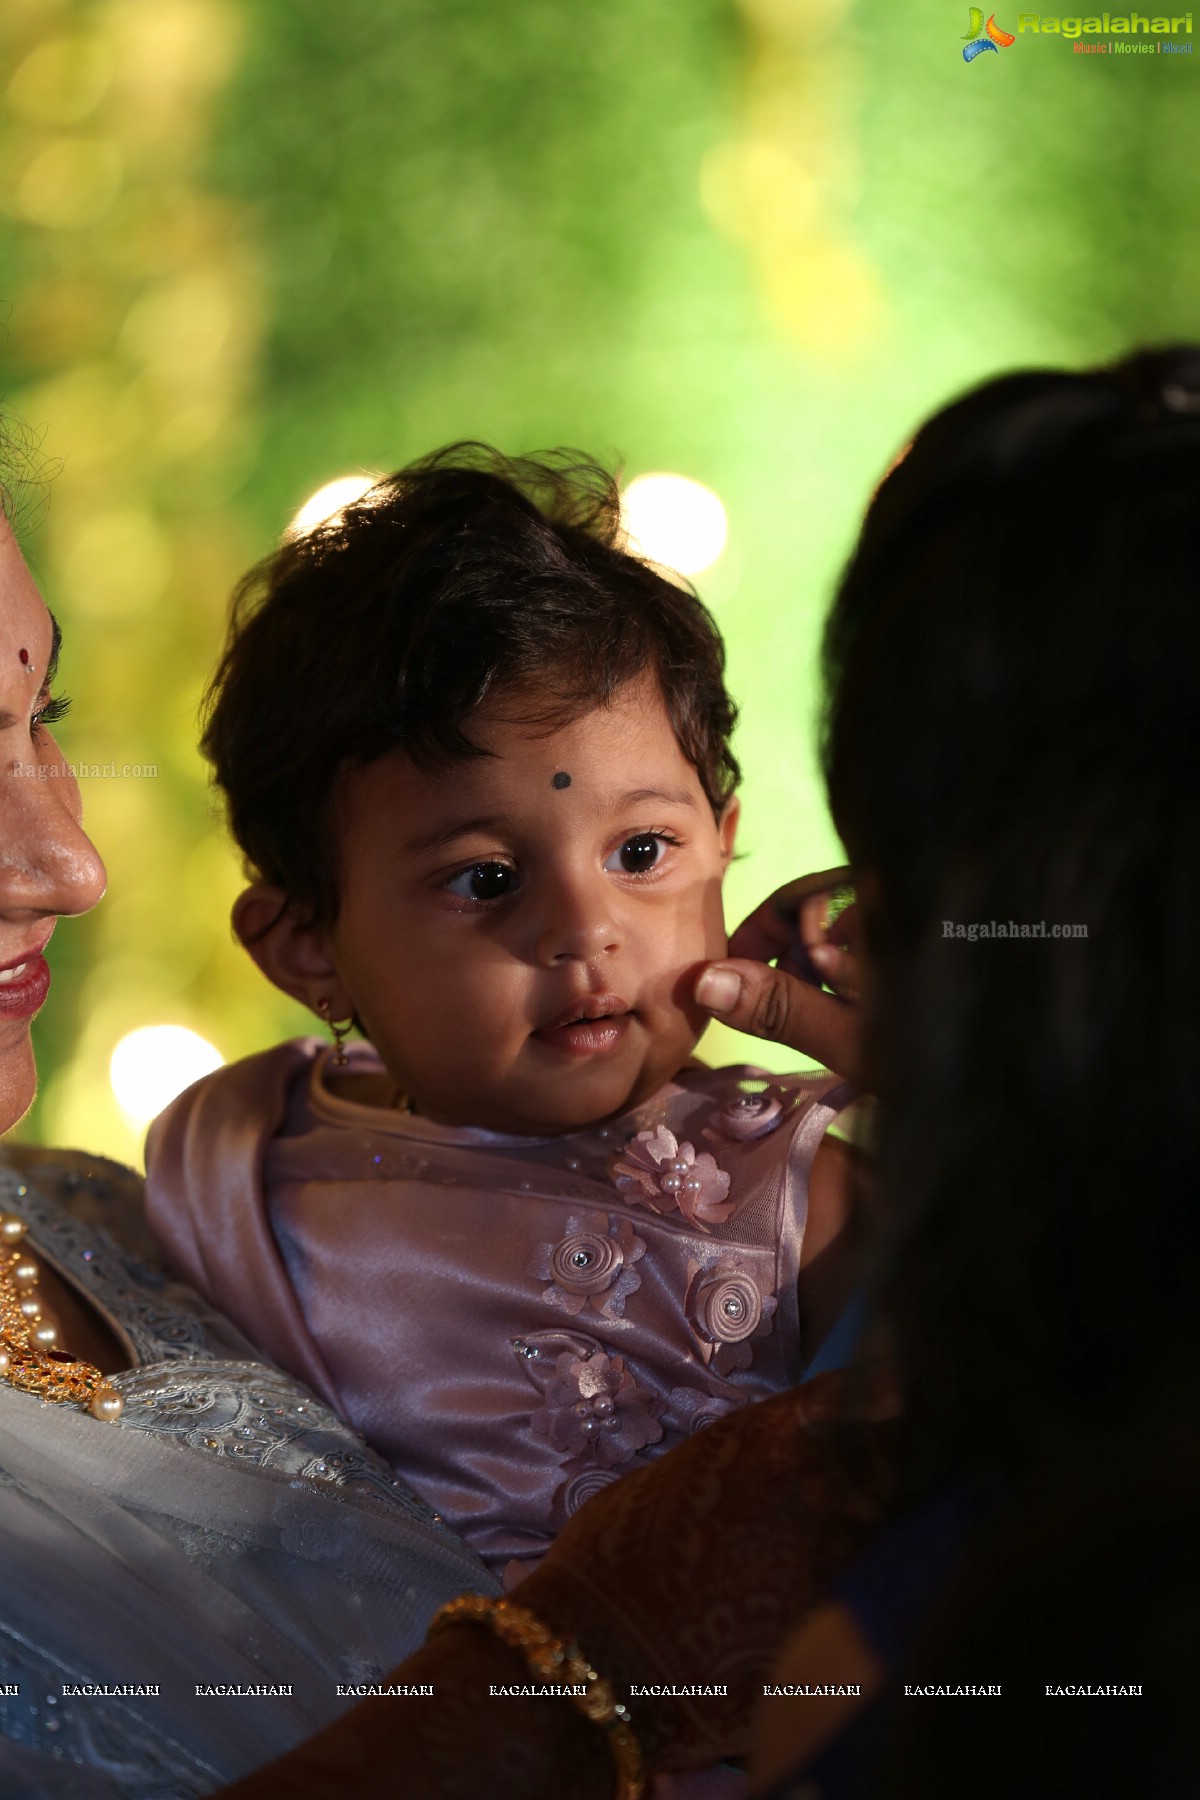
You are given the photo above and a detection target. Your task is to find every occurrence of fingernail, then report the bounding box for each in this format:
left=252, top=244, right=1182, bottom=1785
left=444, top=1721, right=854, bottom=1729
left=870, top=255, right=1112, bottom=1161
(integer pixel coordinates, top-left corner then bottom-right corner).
left=809, top=944, right=838, bottom=971
left=695, top=967, right=740, bottom=1013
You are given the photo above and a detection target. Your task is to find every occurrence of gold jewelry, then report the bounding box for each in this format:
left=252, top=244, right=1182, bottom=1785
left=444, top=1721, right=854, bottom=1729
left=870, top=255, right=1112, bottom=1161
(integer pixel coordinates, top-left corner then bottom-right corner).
left=0, top=1213, right=124, bottom=1420
left=317, top=997, right=353, bottom=1068
left=427, top=1593, right=644, bottom=1799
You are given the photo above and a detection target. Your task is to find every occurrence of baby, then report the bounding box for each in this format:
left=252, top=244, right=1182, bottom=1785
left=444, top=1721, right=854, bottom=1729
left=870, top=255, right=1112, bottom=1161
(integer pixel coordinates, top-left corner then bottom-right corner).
left=145, top=446, right=858, bottom=1579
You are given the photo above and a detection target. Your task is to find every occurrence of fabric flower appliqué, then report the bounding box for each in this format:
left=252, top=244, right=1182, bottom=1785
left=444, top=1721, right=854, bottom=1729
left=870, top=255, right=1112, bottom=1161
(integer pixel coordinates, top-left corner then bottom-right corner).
left=527, top=1212, right=645, bottom=1319
left=550, top=1458, right=623, bottom=1525
left=684, top=1254, right=777, bottom=1376
left=704, top=1081, right=787, bottom=1145
left=667, top=1382, right=744, bottom=1436
left=609, top=1125, right=734, bottom=1232
left=529, top=1345, right=664, bottom=1467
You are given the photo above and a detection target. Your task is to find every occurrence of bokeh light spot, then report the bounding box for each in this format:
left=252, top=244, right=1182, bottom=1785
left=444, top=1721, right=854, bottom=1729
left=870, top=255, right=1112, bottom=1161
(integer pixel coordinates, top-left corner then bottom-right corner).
left=120, top=271, right=241, bottom=379
left=62, top=509, right=171, bottom=617
left=620, top=473, right=729, bottom=577
left=6, top=36, right=113, bottom=127
left=110, top=1025, right=224, bottom=1127
left=15, top=138, right=122, bottom=231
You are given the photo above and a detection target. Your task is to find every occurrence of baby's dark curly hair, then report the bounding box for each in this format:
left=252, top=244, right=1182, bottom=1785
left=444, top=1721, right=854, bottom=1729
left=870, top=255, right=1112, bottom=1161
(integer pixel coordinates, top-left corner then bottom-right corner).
left=203, top=443, right=739, bottom=925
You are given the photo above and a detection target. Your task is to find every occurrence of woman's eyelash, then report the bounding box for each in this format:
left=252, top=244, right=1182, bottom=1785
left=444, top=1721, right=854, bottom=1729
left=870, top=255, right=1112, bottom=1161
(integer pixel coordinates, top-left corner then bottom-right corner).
left=32, top=692, right=71, bottom=736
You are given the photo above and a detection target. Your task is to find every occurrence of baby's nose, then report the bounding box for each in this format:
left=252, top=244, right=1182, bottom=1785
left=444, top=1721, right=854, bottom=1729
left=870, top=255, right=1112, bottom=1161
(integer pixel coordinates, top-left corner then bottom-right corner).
left=533, top=872, right=622, bottom=965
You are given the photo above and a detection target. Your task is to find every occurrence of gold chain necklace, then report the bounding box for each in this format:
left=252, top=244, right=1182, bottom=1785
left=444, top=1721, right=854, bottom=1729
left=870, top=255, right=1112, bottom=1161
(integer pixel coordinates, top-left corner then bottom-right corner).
left=0, top=1213, right=124, bottom=1421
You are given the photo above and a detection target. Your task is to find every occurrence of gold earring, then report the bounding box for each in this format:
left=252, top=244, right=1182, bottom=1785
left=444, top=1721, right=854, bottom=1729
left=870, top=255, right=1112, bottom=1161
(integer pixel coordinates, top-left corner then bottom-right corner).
left=317, top=997, right=353, bottom=1067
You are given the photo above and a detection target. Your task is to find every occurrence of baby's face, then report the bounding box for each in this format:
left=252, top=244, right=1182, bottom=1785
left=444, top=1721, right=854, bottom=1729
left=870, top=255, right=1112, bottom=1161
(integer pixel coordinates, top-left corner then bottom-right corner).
left=326, top=675, right=737, bottom=1134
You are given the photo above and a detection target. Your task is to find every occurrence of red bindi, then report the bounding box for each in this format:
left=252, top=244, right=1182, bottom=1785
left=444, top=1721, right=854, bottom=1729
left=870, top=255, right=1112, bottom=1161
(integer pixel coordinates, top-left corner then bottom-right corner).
left=18, top=649, right=30, bottom=667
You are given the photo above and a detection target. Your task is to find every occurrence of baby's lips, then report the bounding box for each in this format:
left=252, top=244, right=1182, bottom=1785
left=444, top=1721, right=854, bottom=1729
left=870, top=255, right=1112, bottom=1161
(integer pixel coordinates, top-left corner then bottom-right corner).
left=535, top=992, right=631, bottom=1033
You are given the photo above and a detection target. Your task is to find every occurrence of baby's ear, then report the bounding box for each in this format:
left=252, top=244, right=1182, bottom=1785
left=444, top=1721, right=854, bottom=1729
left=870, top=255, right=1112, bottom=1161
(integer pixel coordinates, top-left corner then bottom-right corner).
left=231, top=884, right=353, bottom=1019
left=718, top=796, right=741, bottom=868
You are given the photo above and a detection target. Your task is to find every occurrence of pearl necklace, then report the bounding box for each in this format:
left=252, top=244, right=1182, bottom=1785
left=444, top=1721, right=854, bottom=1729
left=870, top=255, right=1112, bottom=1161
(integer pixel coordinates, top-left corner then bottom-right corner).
left=0, top=1213, right=124, bottom=1421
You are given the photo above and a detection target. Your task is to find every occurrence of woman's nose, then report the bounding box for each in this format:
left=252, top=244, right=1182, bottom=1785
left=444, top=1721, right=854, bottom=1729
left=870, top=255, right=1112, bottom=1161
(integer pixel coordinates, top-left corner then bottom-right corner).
left=532, top=868, right=623, bottom=967
left=0, top=757, right=107, bottom=921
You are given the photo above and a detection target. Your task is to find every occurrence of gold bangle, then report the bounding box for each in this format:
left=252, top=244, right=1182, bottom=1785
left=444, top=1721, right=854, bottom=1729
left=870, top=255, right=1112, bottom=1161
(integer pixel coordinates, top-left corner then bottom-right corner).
left=428, top=1592, right=645, bottom=1800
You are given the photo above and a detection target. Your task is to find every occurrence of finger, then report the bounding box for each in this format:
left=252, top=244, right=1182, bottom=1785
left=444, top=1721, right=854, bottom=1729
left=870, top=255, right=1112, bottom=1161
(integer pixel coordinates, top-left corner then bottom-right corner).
left=694, top=959, right=859, bottom=1081
left=825, top=897, right=860, bottom=950
left=798, top=893, right=860, bottom=1015
left=798, top=889, right=833, bottom=951
left=763, top=865, right=854, bottom=917
left=726, top=904, right=797, bottom=967
left=727, top=867, right=853, bottom=965
left=809, top=942, right=860, bottom=1003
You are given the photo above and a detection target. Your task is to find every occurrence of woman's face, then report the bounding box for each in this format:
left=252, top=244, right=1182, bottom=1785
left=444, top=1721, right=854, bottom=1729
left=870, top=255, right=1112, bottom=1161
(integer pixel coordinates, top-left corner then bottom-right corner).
left=0, top=523, right=106, bottom=1132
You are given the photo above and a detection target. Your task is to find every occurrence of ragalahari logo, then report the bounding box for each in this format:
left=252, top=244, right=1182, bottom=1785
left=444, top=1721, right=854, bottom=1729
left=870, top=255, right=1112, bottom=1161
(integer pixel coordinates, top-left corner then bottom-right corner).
left=963, top=8, right=1017, bottom=55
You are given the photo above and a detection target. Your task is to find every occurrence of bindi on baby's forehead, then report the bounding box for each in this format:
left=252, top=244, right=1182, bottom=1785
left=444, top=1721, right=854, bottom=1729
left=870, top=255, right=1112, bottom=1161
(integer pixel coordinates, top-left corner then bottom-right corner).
left=551, top=771, right=571, bottom=790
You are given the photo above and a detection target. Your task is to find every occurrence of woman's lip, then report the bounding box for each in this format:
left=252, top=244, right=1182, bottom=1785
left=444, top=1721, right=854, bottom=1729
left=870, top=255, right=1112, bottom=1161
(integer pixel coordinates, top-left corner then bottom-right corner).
left=0, top=953, right=50, bottom=1019
left=531, top=1013, right=633, bottom=1057
left=0, top=930, right=53, bottom=974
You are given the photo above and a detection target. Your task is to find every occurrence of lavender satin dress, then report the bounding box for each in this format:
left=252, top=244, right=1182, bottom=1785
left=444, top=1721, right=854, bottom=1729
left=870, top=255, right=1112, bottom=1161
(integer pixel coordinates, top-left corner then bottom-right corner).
left=146, top=1042, right=851, bottom=1578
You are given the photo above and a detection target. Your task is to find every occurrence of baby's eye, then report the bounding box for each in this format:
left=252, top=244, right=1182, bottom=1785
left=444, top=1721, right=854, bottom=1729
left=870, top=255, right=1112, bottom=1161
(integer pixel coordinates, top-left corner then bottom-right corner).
left=605, top=833, right=671, bottom=876
left=443, top=861, right=518, bottom=903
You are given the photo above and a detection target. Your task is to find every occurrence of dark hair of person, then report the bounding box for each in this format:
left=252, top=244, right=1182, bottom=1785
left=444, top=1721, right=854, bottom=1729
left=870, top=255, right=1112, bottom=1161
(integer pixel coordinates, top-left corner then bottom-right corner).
left=879, top=1460, right=1200, bottom=1798
left=0, top=411, right=55, bottom=535
left=821, top=346, right=1200, bottom=1496
left=203, top=443, right=739, bottom=926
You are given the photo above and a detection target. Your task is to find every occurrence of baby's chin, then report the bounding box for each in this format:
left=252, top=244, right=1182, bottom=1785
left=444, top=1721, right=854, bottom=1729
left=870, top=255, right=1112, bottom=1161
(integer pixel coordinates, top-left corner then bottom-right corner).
left=409, top=1036, right=702, bottom=1138
left=503, top=1034, right=704, bottom=1136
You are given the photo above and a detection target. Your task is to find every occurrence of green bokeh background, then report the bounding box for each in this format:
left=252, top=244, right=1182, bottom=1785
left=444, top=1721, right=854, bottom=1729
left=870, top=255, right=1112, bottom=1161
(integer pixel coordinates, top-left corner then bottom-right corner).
left=1, top=0, right=1197, bottom=1163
